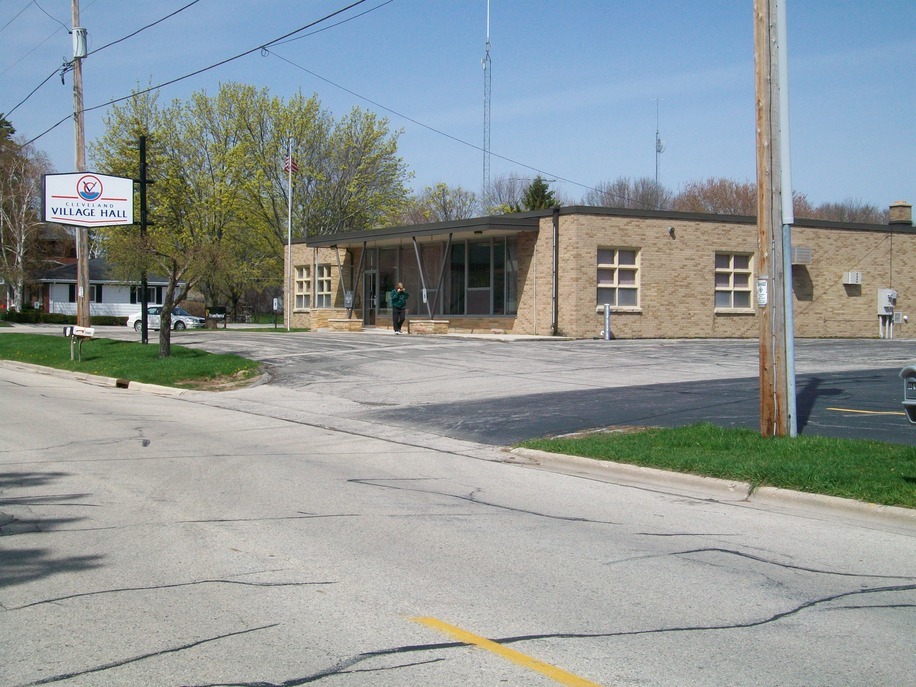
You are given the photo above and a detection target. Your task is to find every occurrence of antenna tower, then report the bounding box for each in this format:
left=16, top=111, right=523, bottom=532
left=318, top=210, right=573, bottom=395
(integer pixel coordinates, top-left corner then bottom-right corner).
left=654, top=99, right=665, bottom=209
left=482, top=0, right=491, bottom=210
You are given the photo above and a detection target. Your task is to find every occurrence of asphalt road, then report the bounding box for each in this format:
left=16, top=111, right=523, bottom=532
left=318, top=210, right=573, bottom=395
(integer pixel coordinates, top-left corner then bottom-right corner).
left=99, top=327, right=914, bottom=446
left=1, top=359, right=914, bottom=687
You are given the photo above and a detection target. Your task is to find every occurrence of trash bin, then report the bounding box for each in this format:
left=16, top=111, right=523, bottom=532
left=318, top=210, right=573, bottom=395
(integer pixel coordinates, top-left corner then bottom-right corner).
left=901, top=365, right=916, bottom=424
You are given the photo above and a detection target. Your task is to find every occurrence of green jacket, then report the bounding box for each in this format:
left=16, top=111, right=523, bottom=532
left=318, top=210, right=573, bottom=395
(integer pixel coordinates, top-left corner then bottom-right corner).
left=389, top=288, right=409, bottom=310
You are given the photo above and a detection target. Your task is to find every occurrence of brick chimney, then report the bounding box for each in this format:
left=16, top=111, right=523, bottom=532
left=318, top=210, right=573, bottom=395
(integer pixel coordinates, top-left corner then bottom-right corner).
left=889, top=200, right=912, bottom=225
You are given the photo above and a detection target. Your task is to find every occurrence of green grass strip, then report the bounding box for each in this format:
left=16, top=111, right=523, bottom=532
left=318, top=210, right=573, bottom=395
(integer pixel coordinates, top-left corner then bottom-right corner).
left=0, top=333, right=260, bottom=390
left=518, top=423, right=915, bottom=509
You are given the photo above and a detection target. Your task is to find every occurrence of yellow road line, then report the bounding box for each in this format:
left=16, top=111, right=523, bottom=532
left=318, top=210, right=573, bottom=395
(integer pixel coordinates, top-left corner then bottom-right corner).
left=826, top=407, right=906, bottom=416
left=410, top=616, right=605, bottom=687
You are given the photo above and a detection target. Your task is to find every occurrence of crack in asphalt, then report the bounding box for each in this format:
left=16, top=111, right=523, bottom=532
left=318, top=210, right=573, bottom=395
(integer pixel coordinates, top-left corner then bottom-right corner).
left=349, top=477, right=619, bottom=524
left=3, top=578, right=335, bottom=611
left=158, top=585, right=916, bottom=687
left=610, top=546, right=916, bottom=580
left=14, top=623, right=279, bottom=687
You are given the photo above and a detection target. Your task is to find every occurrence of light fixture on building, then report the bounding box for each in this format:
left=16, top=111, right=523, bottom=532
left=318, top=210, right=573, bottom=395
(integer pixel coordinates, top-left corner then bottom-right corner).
left=667, top=226, right=676, bottom=239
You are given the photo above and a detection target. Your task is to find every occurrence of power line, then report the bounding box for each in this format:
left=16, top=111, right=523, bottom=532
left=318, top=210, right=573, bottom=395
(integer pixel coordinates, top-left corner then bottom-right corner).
left=32, top=0, right=69, bottom=32
left=0, top=1, right=34, bottom=33
left=266, top=50, right=654, bottom=208
left=86, top=0, right=201, bottom=56
left=270, top=0, right=394, bottom=47
left=3, top=0, right=199, bottom=117
left=16, top=0, right=648, bottom=209
left=22, top=0, right=373, bottom=147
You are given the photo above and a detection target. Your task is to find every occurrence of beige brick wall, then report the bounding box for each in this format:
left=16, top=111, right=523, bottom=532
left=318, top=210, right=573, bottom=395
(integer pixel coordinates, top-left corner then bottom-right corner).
left=287, top=244, right=356, bottom=330
left=518, top=212, right=914, bottom=339
left=289, top=213, right=914, bottom=339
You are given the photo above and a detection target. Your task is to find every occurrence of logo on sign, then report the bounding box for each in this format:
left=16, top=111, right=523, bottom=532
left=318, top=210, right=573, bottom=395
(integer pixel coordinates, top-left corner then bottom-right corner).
left=78, top=175, right=103, bottom=201
left=43, top=172, right=134, bottom=227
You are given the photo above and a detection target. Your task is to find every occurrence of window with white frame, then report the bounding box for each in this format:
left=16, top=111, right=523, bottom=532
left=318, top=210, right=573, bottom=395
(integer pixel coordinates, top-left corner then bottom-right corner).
left=294, top=265, right=311, bottom=309
left=714, top=253, right=753, bottom=310
left=596, top=248, right=639, bottom=308
left=130, top=286, right=163, bottom=305
left=316, top=264, right=332, bottom=308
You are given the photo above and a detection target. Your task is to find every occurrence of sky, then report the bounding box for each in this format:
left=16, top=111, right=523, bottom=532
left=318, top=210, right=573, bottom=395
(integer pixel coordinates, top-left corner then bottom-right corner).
left=2, top=0, right=914, bottom=211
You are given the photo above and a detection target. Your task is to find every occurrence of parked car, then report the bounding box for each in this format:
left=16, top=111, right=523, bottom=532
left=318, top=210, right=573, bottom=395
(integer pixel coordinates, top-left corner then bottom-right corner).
left=126, top=306, right=205, bottom=332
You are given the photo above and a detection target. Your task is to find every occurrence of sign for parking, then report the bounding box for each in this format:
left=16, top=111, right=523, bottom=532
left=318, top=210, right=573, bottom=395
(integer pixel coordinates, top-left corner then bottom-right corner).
left=43, top=172, right=134, bottom=227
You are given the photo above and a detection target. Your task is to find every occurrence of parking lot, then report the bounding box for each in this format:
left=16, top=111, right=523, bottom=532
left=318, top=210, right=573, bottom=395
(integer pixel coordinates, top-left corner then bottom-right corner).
left=57, top=325, right=916, bottom=446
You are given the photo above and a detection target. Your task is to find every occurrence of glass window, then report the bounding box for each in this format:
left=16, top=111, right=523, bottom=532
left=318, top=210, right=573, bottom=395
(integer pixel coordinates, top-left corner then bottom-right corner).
left=449, top=243, right=466, bottom=314
left=378, top=248, right=397, bottom=309
left=505, top=237, right=518, bottom=315
left=467, top=241, right=492, bottom=314
left=596, top=248, right=640, bottom=308
left=294, top=265, right=311, bottom=310
left=316, top=264, right=332, bottom=308
left=493, top=238, right=506, bottom=315
left=714, top=253, right=754, bottom=310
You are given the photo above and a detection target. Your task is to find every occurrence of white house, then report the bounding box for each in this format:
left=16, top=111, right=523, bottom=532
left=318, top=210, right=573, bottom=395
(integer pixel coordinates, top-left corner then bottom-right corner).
left=34, top=259, right=173, bottom=318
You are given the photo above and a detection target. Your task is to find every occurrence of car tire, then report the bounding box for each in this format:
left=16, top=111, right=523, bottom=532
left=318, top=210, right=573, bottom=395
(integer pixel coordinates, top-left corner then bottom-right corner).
left=174, top=321, right=186, bottom=330
left=134, top=321, right=142, bottom=332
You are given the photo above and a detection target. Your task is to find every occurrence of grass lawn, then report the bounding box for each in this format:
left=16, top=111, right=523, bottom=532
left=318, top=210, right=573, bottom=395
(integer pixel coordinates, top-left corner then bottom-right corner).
left=518, top=423, right=916, bottom=509
left=0, top=333, right=260, bottom=390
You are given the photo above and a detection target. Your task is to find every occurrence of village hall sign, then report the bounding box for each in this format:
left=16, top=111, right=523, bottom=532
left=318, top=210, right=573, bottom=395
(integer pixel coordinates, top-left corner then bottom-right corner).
left=43, top=172, right=134, bottom=227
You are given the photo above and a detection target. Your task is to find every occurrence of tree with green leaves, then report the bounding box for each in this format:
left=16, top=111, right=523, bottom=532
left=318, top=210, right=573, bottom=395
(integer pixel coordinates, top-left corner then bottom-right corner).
left=483, top=174, right=531, bottom=215
left=238, top=90, right=410, bottom=243
left=0, top=114, right=15, bottom=146
left=92, top=87, right=226, bottom=357
left=399, top=182, right=478, bottom=224
left=520, top=175, right=560, bottom=211
left=0, top=117, right=53, bottom=312
left=91, top=84, right=411, bottom=355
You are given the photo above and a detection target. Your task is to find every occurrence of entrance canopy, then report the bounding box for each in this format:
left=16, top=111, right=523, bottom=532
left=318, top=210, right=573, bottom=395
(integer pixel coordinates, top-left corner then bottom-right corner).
left=298, top=214, right=541, bottom=321
left=301, top=213, right=540, bottom=249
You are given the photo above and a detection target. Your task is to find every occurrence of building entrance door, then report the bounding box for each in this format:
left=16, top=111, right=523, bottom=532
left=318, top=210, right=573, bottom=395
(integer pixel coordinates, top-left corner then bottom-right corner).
left=363, top=270, right=378, bottom=326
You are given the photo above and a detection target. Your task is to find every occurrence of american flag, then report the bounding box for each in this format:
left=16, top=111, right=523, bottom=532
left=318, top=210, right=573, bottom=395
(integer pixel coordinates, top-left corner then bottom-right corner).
left=284, top=155, right=299, bottom=174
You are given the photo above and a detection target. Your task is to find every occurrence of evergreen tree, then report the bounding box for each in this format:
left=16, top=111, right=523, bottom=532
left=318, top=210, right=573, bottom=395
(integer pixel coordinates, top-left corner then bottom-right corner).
left=521, top=175, right=559, bottom=210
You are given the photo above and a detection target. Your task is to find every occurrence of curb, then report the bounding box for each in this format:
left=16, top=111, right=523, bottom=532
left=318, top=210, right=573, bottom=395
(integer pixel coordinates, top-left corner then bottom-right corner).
left=0, top=360, right=188, bottom=396
left=508, top=447, right=916, bottom=530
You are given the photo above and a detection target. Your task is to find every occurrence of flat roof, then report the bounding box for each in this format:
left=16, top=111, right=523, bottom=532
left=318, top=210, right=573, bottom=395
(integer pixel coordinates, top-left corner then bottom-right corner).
left=294, top=205, right=913, bottom=248
left=295, top=213, right=541, bottom=248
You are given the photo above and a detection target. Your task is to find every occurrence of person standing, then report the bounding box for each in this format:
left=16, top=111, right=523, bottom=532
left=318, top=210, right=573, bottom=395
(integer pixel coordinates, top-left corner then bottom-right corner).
left=390, top=282, right=409, bottom=334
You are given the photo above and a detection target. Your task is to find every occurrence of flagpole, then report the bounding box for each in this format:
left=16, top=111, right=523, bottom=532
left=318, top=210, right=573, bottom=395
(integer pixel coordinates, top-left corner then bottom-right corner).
left=286, top=137, right=293, bottom=332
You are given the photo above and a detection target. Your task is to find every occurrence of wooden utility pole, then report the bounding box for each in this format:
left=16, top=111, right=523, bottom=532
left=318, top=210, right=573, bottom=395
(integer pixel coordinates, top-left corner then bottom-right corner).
left=139, top=136, right=151, bottom=344
left=754, top=0, right=791, bottom=437
left=71, top=0, right=90, bottom=327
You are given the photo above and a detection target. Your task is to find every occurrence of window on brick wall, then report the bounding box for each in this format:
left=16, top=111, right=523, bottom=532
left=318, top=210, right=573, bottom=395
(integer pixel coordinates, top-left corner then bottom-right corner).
left=316, top=264, right=332, bottom=308
left=294, top=266, right=311, bottom=309
left=596, top=248, right=639, bottom=308
left=714, top=253, right=753, bottom=310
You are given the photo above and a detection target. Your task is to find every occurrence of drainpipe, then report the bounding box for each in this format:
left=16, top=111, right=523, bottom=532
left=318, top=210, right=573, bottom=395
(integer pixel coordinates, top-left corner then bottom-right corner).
left=551, top=208, right=559, bottom=336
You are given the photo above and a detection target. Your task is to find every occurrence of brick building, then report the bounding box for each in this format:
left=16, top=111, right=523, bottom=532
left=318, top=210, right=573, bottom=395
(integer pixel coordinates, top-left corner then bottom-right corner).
left=286, top=202, right=914, bottom=339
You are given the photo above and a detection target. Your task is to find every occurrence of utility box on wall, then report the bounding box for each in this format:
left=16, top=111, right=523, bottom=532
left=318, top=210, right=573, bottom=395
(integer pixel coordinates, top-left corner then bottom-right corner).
left=878, top=289, right=897, bottom=316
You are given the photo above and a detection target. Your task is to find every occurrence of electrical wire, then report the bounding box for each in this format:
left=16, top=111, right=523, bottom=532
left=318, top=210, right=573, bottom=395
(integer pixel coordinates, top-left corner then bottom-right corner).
left=3, top=67, right=60, bottom=118
left=270, top=0, right=394, bottom=47
left=264, top=49, right=649, bottom=205
left=22, top=0, right=373, bottom=147
left=3, top=0, right=199, bottom=117
left=31, top=0, right=69, bottom=32
left=0, top=1, right=33, bottom=33
left=15, top=0, right=639, bottom=207
left=86, top=0, right=201, bottom=57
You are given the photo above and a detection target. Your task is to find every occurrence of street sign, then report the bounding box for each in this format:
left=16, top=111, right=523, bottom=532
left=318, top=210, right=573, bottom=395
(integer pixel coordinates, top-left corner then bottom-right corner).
left=43, top=172, right=134, bottom=226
